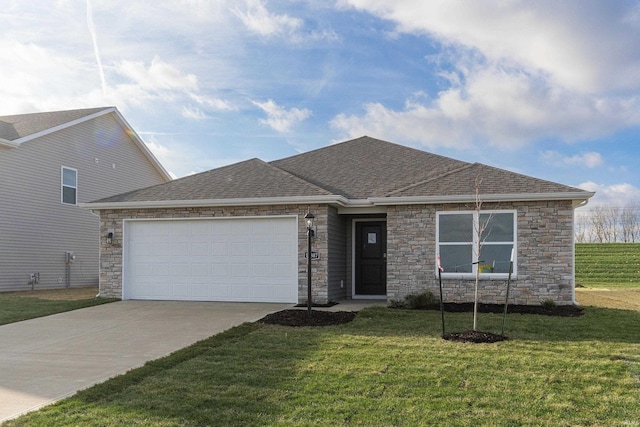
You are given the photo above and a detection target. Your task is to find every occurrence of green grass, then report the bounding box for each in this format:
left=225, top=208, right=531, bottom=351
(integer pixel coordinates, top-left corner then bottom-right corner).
left=5, top=307, right=639, bottom=426
left=576, top=243, right=640, bottom=288
left=0, top=293, right=118, bottom=326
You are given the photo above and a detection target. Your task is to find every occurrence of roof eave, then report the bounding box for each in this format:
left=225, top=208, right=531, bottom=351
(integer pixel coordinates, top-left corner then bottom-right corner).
left=80, top=195, right=352, bottom=210
left=369, top=192, right=596, bottom=206
left=81, top=192, right=596, bottom=211
left=0, top=138, right=19, bottom=148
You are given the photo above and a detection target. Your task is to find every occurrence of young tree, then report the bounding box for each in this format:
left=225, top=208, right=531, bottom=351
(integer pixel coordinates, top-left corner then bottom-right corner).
left=472, top=177, right=492, bottom=331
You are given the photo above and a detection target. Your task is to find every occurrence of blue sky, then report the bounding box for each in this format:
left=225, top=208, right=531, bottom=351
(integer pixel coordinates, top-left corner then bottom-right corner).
left=1, top=1, right=640, bottom=209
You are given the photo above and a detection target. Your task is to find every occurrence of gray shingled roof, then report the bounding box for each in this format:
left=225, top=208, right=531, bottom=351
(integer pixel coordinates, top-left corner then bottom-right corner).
left=89, top=136, right=591, bottom=205
left=0, top=107, right=109, bottom=142
left=95, top=158, right=332, bottom=203
left=271, top=137, right=469, bottom=199
left=388, top=162, right=584, bottom=197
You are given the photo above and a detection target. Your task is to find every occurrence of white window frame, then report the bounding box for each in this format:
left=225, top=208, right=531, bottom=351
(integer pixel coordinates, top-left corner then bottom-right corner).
left=61, top=166, right=78, bottom=205
left=436, top=210, right=517, bottom=279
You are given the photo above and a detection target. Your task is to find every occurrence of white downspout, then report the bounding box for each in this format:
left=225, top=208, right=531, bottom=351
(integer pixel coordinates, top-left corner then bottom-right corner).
left=572, top=199, right=590, bottom=305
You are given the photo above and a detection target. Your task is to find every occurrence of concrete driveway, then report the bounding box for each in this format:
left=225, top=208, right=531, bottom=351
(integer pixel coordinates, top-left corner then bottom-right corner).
left=0, top=300, right=289, bottom=422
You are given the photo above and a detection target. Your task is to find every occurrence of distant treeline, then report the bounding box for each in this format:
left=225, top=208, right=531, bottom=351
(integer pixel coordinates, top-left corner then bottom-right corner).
left=575, top=205, right=640, bottom=243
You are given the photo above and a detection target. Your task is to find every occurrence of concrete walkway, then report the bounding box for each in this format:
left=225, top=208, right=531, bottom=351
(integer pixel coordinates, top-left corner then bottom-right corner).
left=0, top=301, right=289, bottom=422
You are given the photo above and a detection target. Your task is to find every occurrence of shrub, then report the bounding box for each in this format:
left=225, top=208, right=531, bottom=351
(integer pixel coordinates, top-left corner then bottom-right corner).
left=403, top=291, right=438, bottom=309
left=541, top=299, right=557, bottom=309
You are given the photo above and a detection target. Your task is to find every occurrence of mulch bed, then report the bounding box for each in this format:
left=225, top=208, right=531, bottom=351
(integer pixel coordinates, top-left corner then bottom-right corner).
left=421, top=302, right=584, bottom=317
left=443, top=330, right=508, bottom=343
left=258, top=309, right=357, bottom=327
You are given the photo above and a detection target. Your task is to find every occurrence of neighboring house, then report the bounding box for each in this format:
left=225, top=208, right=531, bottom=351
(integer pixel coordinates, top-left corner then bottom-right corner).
left=83, top=136, right=593, bottom=305
left=0, top=107, right=171, bottom=292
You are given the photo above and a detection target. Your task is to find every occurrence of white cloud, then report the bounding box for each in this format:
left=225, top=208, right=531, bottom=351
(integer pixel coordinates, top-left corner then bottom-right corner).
left=253, top=99, right=312, bottom=133
left=232, top=0, right=302, bottom=37
left=542, top=151, right=604, bottom=169
left=343, top=0, right=640, bottom=93
left=331, top=73, right=640, bottom=149
left=189, top=93, right=237, bottom=112
left=333, top=1, right=640, bottom=149
left=232, top=0, right=338, bottom=43
left=577, top=181, right=640, bottom=208
left=116, top=57, right=198, bottom=92
left=181, top=106, right=208, bottom=120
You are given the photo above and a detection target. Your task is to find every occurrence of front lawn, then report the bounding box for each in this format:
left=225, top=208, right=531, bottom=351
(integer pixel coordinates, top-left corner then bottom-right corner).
left=0, top=287, right=118, bottom=325
left=4, top=306, right=639, bottom=426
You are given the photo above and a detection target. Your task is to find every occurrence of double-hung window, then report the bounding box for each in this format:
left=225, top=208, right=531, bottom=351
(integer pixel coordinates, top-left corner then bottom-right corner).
left=437, top=210, right=516, bottom=276
left=61, top=166, right=78, bottom=205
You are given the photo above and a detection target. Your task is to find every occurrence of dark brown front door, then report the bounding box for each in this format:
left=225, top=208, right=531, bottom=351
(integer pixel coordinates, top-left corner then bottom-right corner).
left=355, top=221, right=387, bottom=296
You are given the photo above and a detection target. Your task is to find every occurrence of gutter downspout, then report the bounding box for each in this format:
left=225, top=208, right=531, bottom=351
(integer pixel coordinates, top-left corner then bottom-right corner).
left=572, top=199, right=590, bottom=305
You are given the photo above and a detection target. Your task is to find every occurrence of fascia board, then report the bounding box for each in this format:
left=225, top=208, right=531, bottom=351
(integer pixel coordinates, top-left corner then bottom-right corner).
left=110, top=109, right=172, bottom=182
left=81, top=192, right=596, bottom=211
left=369, top=192, right=596, bottom=206
left=80, top=195, right=353, bottom=210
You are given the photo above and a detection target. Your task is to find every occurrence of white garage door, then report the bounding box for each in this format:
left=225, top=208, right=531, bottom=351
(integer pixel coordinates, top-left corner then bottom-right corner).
left=123, top=216, right=298, bottom=302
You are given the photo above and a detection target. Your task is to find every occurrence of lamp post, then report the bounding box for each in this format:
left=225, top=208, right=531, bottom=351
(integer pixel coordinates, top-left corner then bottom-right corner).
left=304, top=211, right=315, bottom=316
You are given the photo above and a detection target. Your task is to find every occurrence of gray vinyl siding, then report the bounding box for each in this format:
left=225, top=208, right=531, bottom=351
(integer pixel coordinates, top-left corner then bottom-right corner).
left=327, top=206, right=348, bottom=301
left=0, top=113, right=168, bottom=291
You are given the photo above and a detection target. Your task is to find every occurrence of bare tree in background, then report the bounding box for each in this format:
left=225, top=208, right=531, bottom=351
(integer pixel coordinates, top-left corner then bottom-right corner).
left=576, top=203, right=640, bottom=243
left=620, top=204, right=640, bottom=243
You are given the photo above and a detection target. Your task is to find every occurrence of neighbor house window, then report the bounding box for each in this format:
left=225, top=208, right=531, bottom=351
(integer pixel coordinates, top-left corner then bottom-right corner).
left=61, top=167, right=77, bottom=205
left=437, top=210, right=516, bottom=276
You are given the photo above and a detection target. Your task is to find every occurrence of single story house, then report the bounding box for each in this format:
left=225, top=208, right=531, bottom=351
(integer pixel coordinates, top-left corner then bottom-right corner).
left=83, top=137, right=593, bottom=305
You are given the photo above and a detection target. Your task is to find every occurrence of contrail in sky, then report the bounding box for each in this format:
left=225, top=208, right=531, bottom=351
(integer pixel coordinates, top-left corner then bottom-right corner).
left=86, top=0, right=107, bottom=96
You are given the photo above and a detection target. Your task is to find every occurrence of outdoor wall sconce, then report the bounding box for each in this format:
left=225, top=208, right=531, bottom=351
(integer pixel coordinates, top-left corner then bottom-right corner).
left=106, top=231, right=114, bottom=245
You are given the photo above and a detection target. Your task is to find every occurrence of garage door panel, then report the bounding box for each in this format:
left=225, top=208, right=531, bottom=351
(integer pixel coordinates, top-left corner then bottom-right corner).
left=210, top=263, right=229, bottom=277
left=191, top=284, right=210, bottom=298
left=190, top=242, right=208, bottom=256
left=253, top=263, right=272, bottom=277
left=231, top=242, right=251, bottom=256
left=171, top=284, right=190, bottom=298
left=231, top=263, right=250, bottom=277
left=273, top=263, right=293, bottom=276
left=252, top=242, right=270, bottom=256
left=191, top=263, right=209, bottom=276
left=124, top=217, right=297, bottom=302
left=273, top=240, right=293, bottom=255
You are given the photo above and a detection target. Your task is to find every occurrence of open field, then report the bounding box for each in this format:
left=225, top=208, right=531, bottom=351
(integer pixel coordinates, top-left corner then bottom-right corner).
left=575, top=243, right=640, bottom=289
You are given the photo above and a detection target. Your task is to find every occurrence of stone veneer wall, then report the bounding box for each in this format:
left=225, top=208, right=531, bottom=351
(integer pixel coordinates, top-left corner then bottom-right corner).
left=97, top=204, right=331, bottom=303
left=386, top=200, right=576, bottom=305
